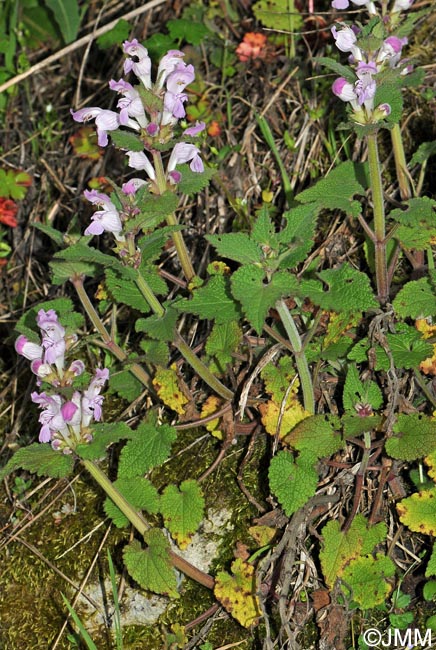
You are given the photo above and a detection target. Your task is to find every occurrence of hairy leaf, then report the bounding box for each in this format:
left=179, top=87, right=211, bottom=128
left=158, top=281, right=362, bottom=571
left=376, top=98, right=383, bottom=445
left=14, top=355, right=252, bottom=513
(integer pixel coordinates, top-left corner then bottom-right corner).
left=177, top=164, right=215, bottom=195
left=341, top=554, right=395, bottom=608
left=161, top=480, right=205, bottom=549
left=109, top=369, right=144, bottom=402
left=269, top=450, right=318, bottom=516
left=153, top=366, right=189, bottom=415
left=295, top=161, right=365, bottom=217
left=0, top=443, right=74, bottom=480
left=397, top=487, right=436, bottom=536
left=300, top=264, right=378, bottom=313
left=167, top=18, right=209, bottom=45
left=176, top=274, right=241, bottom=324
left=110, top=130, right=145, bottom=152
left=343, top=365, right=383, bottom=411
left=118, top=422, right=177, bottom=478
left=386, top=414, right=436, bottom=461
left=206, top=232, right=262, bottom=265
left=426, top=545, right=436, bottom=577
left=283, top=414, right=343, bottom=458
left=75, top=422, right=135, bottom=460
left=278, top=204, right=319, bottom=269
left=104, top=477, right=160, bottom=528
left=123, top=533, right=179, bottom=598
left=104, top=268, right=151, bottom=314
left=214, top=558, right=261, bottom=628
left=260, top=396, right=310, bottom=439
left=136, top=302, right=179, bottom=341
left=386, top=324, right=434, bottom=369
left=392, top=278, right=436, bottom=319
left=390, top=197, right=436, bottom=250
left=231, top=267, right=297, bottom=334
left=253, top=0, right=302, bottom=32
left=261, top=355, right=296, bottom=402
left=205, top=321, right=242, bottom=372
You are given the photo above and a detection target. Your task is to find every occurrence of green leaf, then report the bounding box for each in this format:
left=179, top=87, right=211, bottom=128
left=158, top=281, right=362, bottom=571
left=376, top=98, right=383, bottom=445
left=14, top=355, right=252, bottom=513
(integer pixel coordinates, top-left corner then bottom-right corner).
left=167, top=18, right=209, bottom=45
left=348, top=338, right=390, bottom=371
left=32, top=221, right=65, bottom=247
left=423, top=580, right=436, bottom=599
left=161, top=480, right=205, bottom=549
left=317, top=56, right=356, bottom=83
left=104, top=268, right=151, bottom=314
left=53, top=241, right=125, bottom=271
left=0, top=168, right=32, bottom=200
left=110, top=129, right=145, bottom=152
left=96, top=20, right=130, bottom=49
left=231, top=267, right=297, bottom=334
left=0, top=443, right=74, bottom=480
left=261, top=355, right=295, bottom=402
left=118, top=422, right=177, bottom=478
left=386, top=413, right=436, bottom=461
left=269, top=450, right=318, bottom=516
left=300, top=264, right=378, bottom=313
left=136, top=302, right=179, bottom=341
left=50, top=259, right=97, bottom=284
left=176, top=274, right=241, bottom=324
left=393, top=277, right=436, bottom=319
left=206, top=232, right=262, bottom=265
left=252, top=0, right=302, bottom=31
left=391, top=197, right=436, bottom=250
left=277, top=204, right=319, bottom=269
left=386, top=323, right=434, bottom=369
left=342, top=414, right=383, bottom=437
left=426, top=546, right=436, bottom=578
left=104, top=477, right=160, bottom=528
left=283, top=414, right=344, bottom=458
left=177, top=164, right=215, bottom=195
left=75, top=422, right=135, bottom=460
left=373, top=81, right=403, bottom=125
left=343, top=365, right=383, bottom=411
left=45, top=0, right=80, bottom=44
left=143, top=33, right=178, bottom=60
left=397, top=487, right=436, bottom=536
left=109, top=368, right=144, bottom=401
left=205, top=321, right=242, bottom=372
left=295, top=161, right=365, bottom=217
left=320, top=515, right=384, bottom=588
left=410, top=141, right=436, bottom=167
left=139, top=339, right=169, bottom=366
left=125, top=192, right=179, bottom=234
left=123, top=533, right=179, bottom=598
left=341, top=554, right=395, bottom=608
left=138, top=225, right=184, bottom=262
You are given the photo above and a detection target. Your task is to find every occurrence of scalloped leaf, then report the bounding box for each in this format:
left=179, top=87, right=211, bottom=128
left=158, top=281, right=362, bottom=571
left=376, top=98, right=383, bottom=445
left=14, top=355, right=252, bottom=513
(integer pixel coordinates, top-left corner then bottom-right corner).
left=110, top=130, right=145, bottom=152
left=259, top=396, right=311, bottom=439
left=300, top=264, right=378, bottom=313
left=261, top=355, right=296, bottom=402
left=176, top=274, right=241, bottom=324
left=390, top=197, right=436, bottom=250
left=392, top=278, right=436, bottom=319
left=231, top=267, right=297, bottom=335
left=205, top=321, right=242, bottom=372
left=161, top=480, right=205, bottom=549
left=320, top=515, right=386, bottom=588
left=123, top=532, right=179, bottom=598
left=426, top=545, right=436, bottom=577
left=109, top=369, right=144, bottom=402
left=295, top=161, right=365, bottom=217
left=343, top=364, right=383, bottom=411
left=316, top=56, right=357, bottom=83
left=104, top=268, right=151, bottom=314
left=386, top=324, right=434, bottom=369
left=136, top=302, right=179, bottom=341
left=0, top=443, right=74, bottom=480
left=269, top=450, right=318, bottom=516
left=104, top=477, right=160, bottom=528
left=214, top=558, right=261, bottom=628
left=341, top=554, right=395, bottom=608
left=206, top=232, right=262, bottom=265
left=118, top=421, right=177, bottom=479
left=75, top=422, right=135, bottom=460
left=397, top=487, right=436, bottom=536
left=277, top=204, right=319, bottom=269
left=283, top=414, right=344, bottom=458
left=177, top=164, right=215, bottom=195
left=153, top=365, right=189, bottom=415
left=125, top=191, right=179, bottom=234
left=386, top=414, right=436, bottom=461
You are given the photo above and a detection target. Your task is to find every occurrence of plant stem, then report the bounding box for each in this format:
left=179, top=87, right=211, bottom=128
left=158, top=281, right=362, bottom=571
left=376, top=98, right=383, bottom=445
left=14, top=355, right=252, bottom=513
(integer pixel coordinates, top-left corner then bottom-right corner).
left=71, top=275, right=151, bottom=388
left=275, top=299, right=315, bottom=414
left=152, top=151, right=196, bottom=283
left=367, top=134, right=389, bottom=305
left=173, top=330, right=234, bottom=402
left=82, top=459, right=214, bottom=590
left=391, top=123, right=411, bottom=201
left=135, top=273, right=165, bottom=317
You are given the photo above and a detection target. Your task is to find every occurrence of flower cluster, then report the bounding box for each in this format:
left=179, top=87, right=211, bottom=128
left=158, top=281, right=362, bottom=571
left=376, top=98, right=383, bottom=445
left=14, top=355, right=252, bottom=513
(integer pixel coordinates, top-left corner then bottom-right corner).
left=330, top=11, right=412, bottom=125
left=331, top=0, right=414, bottom=13
left=71, top=41, right=205, bottom=240
left=15, top=310, right=109, bottom=450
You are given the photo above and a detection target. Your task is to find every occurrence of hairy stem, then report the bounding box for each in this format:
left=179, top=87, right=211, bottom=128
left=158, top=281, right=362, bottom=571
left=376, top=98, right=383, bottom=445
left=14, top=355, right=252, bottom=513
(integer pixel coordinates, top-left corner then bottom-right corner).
left=390, top=122, right=411, bottom=201
left=135, top=273, right=165, bottom=317
left=152, top=151, right=195, bottom=282
left=173, top=330, right=234, bottom=402
left=71, top=275, right=151, bottom=388
left=82, top=459, right=214, bottom=590
left=367, top=134, right=389, bottom=305
left=275, top=299, right=315, bottom=414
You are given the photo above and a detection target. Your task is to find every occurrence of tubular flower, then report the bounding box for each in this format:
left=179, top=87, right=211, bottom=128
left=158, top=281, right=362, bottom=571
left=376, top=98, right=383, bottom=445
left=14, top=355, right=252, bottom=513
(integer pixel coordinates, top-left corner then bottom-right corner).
left=167, top=143, right=204, bottom=175
left=83, top=189, right=124, bottom=239
left=123, top=39, right=152, bottom=88
left=331, top=25, right=363, bottom=61
left=156, top=50, right=186, bottom=90
left=70, top=108, right=120, bottom=147
left=109, top=79, right=148, bottom=128
left=331, top=0, right=376, bottom=12
left=126, top=151, right=157, bottom=180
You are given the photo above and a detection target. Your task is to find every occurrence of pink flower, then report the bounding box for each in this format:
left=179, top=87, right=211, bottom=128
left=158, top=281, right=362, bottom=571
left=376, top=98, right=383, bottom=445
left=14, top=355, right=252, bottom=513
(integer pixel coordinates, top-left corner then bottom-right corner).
left=123, top=39, right=152, bottom=88
left=15, top=335, right=43, bottom=361
left=37, top=309, right=66, bottom=368
left=71, top=107, right=120, bottom=147
left=156, top=50, right=186, bottom=89
left=83, top=189, right=123, bottom=238
left=167, top=143, right=204, bottom=174
left=183, top=121, right=206, bottom=137
left=81, top=368, right=109, bottom=426
left=126, top=151, right=156, bottom=180
left=331, top=25, right=363, bottom=61
left=109, top=79, right=148, bottom=128
left=31, top=392, right=67, bottom=443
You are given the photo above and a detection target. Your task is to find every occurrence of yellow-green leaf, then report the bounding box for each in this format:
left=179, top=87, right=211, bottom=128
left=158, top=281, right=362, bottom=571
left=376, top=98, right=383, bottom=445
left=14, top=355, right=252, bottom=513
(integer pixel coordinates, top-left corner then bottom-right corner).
left=160, top=480, right=205, bottom=549
left=341, top=554, right=395, bottom=608
left=153, top=365, right=189, bottom=415
left=214, top=558, right=261, bottom=628
left=123, top=531, right=179, bottom=598
left=397, top=487, right=436, bottom=536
